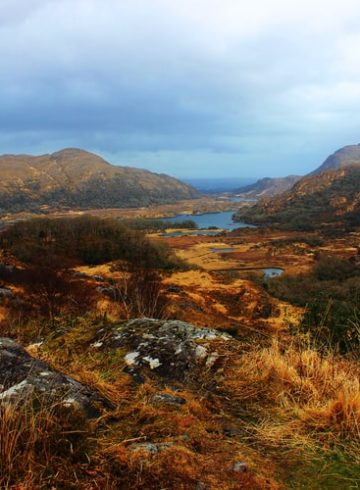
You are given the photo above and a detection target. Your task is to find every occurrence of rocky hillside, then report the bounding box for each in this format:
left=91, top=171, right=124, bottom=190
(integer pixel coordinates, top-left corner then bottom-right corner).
left=0, top=148, right=200, bottom=213
left=313, top=144, right=360, bottom=174
left=1, top=214, right=360, bottom=488
left=234, top=147, right=360, bottom=230
left=234, top=175, right=301, bottom=198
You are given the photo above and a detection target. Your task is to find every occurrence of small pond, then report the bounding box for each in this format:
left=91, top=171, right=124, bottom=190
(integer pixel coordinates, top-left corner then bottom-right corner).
left=262, top=268, right=284, bottom=279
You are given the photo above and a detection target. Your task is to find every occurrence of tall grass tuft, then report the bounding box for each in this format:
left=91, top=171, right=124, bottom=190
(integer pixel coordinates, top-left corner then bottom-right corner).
left=0, top=397, right=91, bottom=488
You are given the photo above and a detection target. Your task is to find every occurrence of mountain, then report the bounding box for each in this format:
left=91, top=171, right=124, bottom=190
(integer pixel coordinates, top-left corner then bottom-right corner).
left=234, top=175, right=301, bottom=198
left=234, top=146, right=360, bottom=230
left=313, top=144, right=360, bottom=174
left=183, top=177, right=256, bottom=193
left=0, top=148, right=200, bottom=213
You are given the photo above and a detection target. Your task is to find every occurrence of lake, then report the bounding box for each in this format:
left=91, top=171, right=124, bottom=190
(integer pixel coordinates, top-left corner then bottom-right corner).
left=162, top=211, right=255, bottom=231
left=262, top=268, right=284, bottom=278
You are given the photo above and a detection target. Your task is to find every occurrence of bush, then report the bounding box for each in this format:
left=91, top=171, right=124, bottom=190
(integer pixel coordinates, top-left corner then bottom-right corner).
left=267, top=255, right=360, bottom=353
left=115, top=268, right=168, bottom=319
left=1, top=216, right=180, bottom=270
left=300, top=293, right=360, bottom=353
left=121, top=218, right=198, bottom=231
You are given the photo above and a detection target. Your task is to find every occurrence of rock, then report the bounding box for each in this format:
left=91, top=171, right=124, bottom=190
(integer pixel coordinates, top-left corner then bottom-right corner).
left=129, top=442, right=174, bottom=454
left=123, top=366, right=145, bottom=384
left=223, top=427, right=245, bottom=438
left=94, top=319, right=232, bottom=381
left=0, top=288, right=13, bottom=298
left=73, top=271, right=88, bottom=279
left=92, top=275, right=104, bottom=282
left=232, top=461, right=248, bottom=473
left=151, top=393, right=186, bottom=405
left=167, top=285, right=182, bottom=293
left=0, top=337, right=113, bottom=416
left=179, top=301, right=205, bottom=313
left=96, top=286, right=118, bottom=300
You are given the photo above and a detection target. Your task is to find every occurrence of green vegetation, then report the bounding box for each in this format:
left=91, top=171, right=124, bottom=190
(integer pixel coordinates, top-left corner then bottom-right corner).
left=234, top=166, right=360, bottom=231
left=0, top=216, right=178, bottom=334
left=120, top=217, right=198, bottom=232
left=267, top=255, right=360, bottom=352
left=1, top=216, right=181, bottom=270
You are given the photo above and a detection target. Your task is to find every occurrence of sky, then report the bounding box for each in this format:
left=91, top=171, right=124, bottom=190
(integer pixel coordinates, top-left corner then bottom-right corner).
left=1, top=0, right=360, bottom=178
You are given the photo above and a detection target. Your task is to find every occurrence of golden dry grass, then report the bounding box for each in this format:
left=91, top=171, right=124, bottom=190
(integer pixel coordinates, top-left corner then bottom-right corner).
left=0, top=397, right=93, bottom=489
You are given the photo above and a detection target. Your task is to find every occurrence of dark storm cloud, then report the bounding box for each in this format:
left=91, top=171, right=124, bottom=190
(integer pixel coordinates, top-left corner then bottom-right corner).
left=1, top=0, right=360, bottom=177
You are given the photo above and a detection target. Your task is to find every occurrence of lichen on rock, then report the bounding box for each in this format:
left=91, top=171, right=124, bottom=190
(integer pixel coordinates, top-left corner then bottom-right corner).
left=0, top=337, right=112, bottom=416
left=93, top=318, right=232, bottom=380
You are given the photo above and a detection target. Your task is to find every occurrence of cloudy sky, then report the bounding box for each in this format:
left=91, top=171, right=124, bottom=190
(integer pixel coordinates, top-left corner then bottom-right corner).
left=1, top=0, right=360, bottom=178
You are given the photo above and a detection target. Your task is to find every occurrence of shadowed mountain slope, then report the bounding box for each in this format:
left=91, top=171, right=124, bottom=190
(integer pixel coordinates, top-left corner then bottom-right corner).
left=234, top=146, right=360, bottom=230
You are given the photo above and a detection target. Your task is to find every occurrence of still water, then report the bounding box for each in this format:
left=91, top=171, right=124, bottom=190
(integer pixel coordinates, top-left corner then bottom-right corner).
left=162, top=211, right=255, bottom=231
left=262, top=268, right=284, bottom=278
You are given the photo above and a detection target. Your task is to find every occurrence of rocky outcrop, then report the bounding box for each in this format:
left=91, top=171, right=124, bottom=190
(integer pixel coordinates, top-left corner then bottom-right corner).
left=312, top=144, right=360, bottom=174
left=92, top=318, right=232, bottom=381
left=0, top=338, right=112, bottom=416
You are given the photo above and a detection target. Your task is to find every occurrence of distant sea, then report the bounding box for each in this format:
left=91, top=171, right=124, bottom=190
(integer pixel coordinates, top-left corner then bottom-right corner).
left=183, top=177, right=256, bottom=194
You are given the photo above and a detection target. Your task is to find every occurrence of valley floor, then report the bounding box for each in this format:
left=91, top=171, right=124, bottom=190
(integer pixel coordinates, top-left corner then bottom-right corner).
left=0, top=208, right=359, bottom=488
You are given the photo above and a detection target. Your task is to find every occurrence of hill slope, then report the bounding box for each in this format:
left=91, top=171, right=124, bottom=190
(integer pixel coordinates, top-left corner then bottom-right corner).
left=313, top=144, right=360, bottom=174
left=234, top=175, right=301, bottom=198
left=234, top=146, right=360, bottom=230
left=0, top=148, right=200, bottom=213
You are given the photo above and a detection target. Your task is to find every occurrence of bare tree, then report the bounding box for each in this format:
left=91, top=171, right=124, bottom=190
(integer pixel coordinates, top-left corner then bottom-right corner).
left=115, top=268, right=168, bottom=319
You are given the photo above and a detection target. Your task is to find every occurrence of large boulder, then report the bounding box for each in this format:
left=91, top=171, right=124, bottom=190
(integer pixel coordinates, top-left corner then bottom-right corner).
left=0, top=338, right=112, bottom=416
left=92, top=319, right=232, bottom=381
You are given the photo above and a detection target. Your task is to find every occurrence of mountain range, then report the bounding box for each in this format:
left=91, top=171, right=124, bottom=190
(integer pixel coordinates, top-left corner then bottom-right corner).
left=234, top=144, right=360, bottom=230
left=0, top=148, right=200, bottom=213
left=234, top=175, right=301, bottom=198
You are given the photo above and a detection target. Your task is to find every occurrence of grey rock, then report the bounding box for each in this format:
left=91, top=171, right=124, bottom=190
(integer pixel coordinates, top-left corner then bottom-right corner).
left=0, top=288, right=13, bottom=297
left=223, top=427, right=246, bottom=438
left=94, top=319, right=232, bottom=381
left=73, top=271, right=88, bottom=279
left=232, top=461, right=248, bottom=473
left=179, top=301, right=205, bottom=313
left=92, top=275, right=104, bottom=282
left=151, top=393, right=186, bottom=405
left=0, top=337, right=113, bottom=416
left=167, top=285, right=182, bottom=293
left=123, top=366, right=145, bottom=385
left=129, top=442, right=174, bottom=454
left=96, top=286, right=118, bottom=300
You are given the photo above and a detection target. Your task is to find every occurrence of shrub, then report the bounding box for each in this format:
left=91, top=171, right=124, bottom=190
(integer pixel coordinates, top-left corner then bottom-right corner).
left=1, top=216, right=180, bottom=270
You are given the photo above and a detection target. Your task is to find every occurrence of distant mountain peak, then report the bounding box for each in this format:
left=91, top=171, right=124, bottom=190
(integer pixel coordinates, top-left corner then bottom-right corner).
left=235, top=175, right=301, bottom=198
left=0, top=148, right=200, bottom=213
left=313, top=144, right=360, bottom=175
left=51, top=148, right=103, bottom=158
left=234, top=144, right=360, bottom=230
